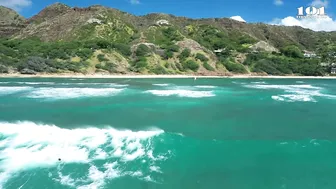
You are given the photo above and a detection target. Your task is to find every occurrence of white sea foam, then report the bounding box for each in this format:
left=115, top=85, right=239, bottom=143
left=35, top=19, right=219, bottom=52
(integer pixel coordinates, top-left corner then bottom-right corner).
left=247, top=84, right=321, bottom=90
left=70, top=79, right=84, bottom=81
left=194, top=85, right=216, bottom=89
left=108, top=83, right=129, bottom=87
left=58, top=83, right=128, bottom=87
left=55, top=172, right=76, bottom=188
left=272, top=95, right=315, bottom=102
left=150, top=166, right=162, bottom=173
left=153, top=83, right=170, bottom=87
left=247, top=84, right=336, bottom=102
left=271, top=96, right=285, bottom=102
left=16, top=82, right=55, bottom=85
left=0, top=87, right=32, bottom=95
left=26, top=88, right=124, bottom=99
left=146, top=89, right=215, bottom=98
left=251, top=81, right=266, bottom=84
left=0, top=121, right=165, bottom=188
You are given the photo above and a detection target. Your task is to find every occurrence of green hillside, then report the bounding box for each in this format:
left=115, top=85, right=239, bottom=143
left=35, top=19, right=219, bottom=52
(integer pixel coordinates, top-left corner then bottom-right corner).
left=0, top=3, right=335, bottom=76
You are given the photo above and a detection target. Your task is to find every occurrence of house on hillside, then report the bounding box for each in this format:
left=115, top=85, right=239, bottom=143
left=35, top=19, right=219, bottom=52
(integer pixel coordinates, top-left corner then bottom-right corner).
left=303, top=50, right=317, bottom=58
left=320, top=62, right=330, bottom=67
left=214, top=49, right=224, bottom=53
left=331, top=68, right=336, bottom=74
left=156, top=20, right=169, bottom=26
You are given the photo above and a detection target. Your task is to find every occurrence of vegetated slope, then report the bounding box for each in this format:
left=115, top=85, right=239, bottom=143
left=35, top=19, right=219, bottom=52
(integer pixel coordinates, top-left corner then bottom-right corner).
left=0, top=6, right=27, bottom=37
left=1, top=3, right=336, bottom=76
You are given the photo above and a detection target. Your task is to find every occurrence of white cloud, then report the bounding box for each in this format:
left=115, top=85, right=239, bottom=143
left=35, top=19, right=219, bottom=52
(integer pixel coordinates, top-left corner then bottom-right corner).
left=270, top=16, right=336, bottom=31
left=310, top=0, right=328, bottom=8
left=130, top=0, right=140, bottom=5
left=230, top=16, right=246, bottom=23
left=0, top=0, right=32, bottom=11
left=274, top=0, right=284, bottom=6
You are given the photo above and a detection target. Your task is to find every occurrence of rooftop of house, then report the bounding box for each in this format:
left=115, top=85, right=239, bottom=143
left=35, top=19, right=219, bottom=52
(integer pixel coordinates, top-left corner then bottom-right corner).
left=303, top=50, right=316, bottom=54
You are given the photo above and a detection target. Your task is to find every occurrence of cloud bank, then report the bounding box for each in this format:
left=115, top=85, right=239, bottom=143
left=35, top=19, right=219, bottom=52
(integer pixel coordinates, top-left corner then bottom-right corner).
left=270, top=16, right=336, bottom=31
left=270, top=0, right=335, bottom=31
left=0, top=0, right=32, bottom=11
left=230, top=16, right=246, bottom=23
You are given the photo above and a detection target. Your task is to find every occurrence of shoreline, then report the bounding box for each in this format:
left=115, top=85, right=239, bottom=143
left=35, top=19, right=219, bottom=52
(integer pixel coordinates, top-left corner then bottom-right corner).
left=0, top=74, right=336, bottom=79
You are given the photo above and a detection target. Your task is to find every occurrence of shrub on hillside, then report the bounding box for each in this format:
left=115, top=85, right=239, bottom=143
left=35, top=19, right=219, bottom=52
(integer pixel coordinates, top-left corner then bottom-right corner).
left=150, top=65, right=169, bottom=74
left=182, top=60, right=199, bottom=71
left=203, top=62, right=215, bottom=71
left=113, top=43, right=132, bottom=56
left=74, top=48, right=93, bottom=60
left=136, top=44, right=151, bottom=57
left=178, top=48, right=191, bottom=61
left=97, top=54, right=108, bottom=62
left=252, top=59, right=282, bottom=75
left=103, top=62, right=118, bottom=73
left=222, top=60, right=247, bottom=74
left=18, top=57, right=53, bottom=73
left=134, top=57, right=148, bottom=68
left=195, top=53, right=209, bottom=62
left=280, top=45, right=303, bottom=58
left=163, top=50, right=174, bottom=59
left=166, top=45, right=180, bottom=52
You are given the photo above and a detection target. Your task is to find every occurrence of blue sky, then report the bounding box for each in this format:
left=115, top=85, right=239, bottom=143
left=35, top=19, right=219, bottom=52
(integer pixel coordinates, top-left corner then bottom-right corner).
left=1, top=0, right=335, bottom=31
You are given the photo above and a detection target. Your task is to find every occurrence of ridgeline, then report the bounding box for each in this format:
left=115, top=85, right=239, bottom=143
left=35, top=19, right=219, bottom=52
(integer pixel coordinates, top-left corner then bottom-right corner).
left=0, top=3, right=336, bottom=76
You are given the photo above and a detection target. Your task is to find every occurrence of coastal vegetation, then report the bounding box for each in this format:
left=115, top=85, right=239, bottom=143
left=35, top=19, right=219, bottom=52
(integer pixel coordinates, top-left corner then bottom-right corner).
left=0, top=4, right=335, bottom=76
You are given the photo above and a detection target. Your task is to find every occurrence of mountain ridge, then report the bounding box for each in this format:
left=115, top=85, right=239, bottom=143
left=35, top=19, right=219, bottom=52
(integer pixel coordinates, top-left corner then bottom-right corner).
left=0, top=3, right=335, bottom=76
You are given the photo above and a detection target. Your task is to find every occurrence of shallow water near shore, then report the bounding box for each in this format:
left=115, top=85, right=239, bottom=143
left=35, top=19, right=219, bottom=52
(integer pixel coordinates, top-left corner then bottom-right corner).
left=0, top=78, right=336, bottom=189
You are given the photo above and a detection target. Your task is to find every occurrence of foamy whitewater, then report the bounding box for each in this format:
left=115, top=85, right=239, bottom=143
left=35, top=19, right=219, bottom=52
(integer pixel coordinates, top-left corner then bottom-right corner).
left=26, top=88, right=124, bottom=99
left=0, top=78, right=336, bottom=189
left=0, top=122, right=166, bottom=188
left=246, top=84, right=336, bottom=102
left=145, top=90, right=215, bottom=98
left=0, top=87, right=32, bottom=96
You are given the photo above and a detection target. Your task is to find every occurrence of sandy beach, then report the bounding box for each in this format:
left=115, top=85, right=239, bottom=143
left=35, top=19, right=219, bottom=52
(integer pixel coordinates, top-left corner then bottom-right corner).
left=0, top=73, right=336, bottom=79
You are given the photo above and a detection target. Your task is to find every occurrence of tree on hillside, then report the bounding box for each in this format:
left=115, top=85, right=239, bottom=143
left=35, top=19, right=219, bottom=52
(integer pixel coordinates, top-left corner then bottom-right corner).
left=136, top=44, right=151, bottom=57
left=280, top=45, right=303, bottom=58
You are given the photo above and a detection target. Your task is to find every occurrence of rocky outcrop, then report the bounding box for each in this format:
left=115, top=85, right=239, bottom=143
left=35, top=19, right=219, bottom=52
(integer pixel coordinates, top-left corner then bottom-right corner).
left=250, top=41, right=279, bottom=52
left=28, top=3, right=71, bottom=24
left=0, top=6, right=26, bottom=37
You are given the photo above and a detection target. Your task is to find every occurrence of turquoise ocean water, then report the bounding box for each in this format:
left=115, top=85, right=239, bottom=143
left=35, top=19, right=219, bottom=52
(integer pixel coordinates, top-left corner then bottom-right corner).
left=0, top=78, right=336, bottom=189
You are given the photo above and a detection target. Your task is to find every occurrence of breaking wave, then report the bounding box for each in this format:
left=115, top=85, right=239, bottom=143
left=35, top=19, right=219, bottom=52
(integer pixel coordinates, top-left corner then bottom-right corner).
left=0, top=121, right=167, bottom=188
left=0, top=87, right=32, bottom=96
left=145, top=89, right=215, bottom=98
left=58, top=83, right=128, bottom=87
left=26, top=88, right=124, bottom=100
left=272, top=95, right=315, bottom=102
left=194, top=85, right=216, bottom=89
left=246, top=84, right=336, bottom=102
left=153, top=84, right=171, bottom=87
left=15, top=82, right=55, bottom=85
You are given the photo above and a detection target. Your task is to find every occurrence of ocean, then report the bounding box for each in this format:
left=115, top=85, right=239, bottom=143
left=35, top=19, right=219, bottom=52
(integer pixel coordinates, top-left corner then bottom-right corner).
left=0, top=77, right=336, bottom=189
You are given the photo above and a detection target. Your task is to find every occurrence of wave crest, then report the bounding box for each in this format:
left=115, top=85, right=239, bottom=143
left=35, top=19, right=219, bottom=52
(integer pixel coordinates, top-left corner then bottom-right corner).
left=0, top=121, right=166, bottom=187
left=145, top=89, right=215, bottom=98
left=26, top=88, right=124, bottom=99
left=0, top=87, right=32, bottom=95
